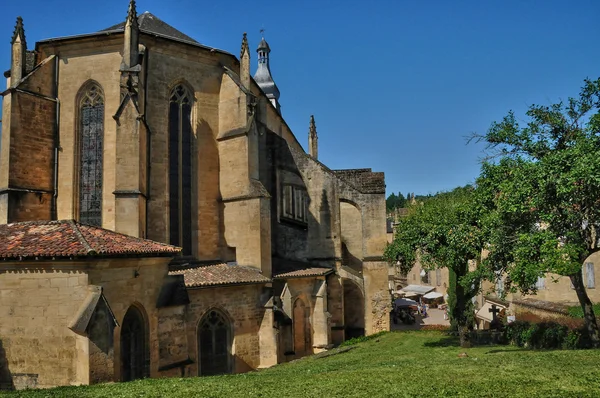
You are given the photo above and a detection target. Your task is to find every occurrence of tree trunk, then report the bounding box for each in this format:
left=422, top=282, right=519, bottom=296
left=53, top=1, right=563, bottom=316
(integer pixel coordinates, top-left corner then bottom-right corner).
left=451, top=265, right=472, bottom=348
left=569, top=271, right=600, bottom=348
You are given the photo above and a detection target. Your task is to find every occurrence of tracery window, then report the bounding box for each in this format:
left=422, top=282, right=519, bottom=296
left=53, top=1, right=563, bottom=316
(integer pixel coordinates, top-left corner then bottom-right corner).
left=169, top=84, right=193, bottom=254
left=79, top=84, right=104, bottom=227
left=198, top=310, right=232, bottom=376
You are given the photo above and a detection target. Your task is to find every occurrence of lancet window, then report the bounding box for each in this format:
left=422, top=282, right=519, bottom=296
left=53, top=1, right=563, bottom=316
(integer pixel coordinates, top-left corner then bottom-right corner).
left=78, top=83, right=104, bottom=227
left=169, top=84, right=193, bottom=254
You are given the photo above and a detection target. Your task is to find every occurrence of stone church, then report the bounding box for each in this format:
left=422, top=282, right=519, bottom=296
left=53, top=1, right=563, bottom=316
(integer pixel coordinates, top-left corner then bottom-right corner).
left=0, top=1, right=390, bottom=390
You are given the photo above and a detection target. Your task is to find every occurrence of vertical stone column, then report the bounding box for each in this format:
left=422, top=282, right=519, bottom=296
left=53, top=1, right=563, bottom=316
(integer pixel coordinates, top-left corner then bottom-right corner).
left=363, top=260, right=391, bottom=334
left=258, top=296, right=278, bottom=369
left=327, top=273, right=345, bottom=345
left=312, top=279, right=331, bottom=352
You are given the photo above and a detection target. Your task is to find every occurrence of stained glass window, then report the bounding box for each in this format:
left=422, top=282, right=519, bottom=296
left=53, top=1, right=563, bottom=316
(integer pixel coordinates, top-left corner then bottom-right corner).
left=79, top=84, right=104, bottom=227
left=169, top=84, right=193, bottom=254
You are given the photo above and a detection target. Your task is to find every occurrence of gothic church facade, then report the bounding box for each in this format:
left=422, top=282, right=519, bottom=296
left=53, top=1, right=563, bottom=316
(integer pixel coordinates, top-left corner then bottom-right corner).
left=0, top=1, right=389, bottom=390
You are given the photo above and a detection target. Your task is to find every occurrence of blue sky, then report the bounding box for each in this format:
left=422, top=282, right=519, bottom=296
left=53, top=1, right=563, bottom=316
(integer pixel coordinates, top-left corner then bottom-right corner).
left=1, top=0, right=599, bottom=197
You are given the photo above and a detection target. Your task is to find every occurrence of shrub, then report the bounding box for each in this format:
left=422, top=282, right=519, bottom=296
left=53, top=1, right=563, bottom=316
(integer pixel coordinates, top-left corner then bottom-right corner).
left=503, top=320, right=585, bottom=349
left=567, top=303, right=600, bottom=319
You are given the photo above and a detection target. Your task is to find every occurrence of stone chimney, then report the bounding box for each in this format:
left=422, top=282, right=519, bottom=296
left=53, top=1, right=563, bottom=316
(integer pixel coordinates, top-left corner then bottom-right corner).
left=10, top=16, right=26, bottom=86
left=240, top=32, right=250, bottom=89
left=308, top=115, right=318, bottom=159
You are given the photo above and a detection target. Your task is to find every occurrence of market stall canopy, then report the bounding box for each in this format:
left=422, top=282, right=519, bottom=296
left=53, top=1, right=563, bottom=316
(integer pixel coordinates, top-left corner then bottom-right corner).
left=399, top=284, right=435, bottom=296
left=394, top=298, right=418, bottom=307
left=423, top=291, right=444, bottom=300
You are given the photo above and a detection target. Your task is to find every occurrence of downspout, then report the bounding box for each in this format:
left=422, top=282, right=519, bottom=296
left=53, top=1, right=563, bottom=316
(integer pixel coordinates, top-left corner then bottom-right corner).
left=52, top=54, right=60, bottom=220
left=142, top=48, right=151, bottom=239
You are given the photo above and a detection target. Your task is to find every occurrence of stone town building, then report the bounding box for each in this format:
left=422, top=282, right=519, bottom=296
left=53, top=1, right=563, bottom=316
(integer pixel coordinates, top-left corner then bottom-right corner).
left=0, top=1, right=390, bottom=390
left=476, top=253, right=600, bottom=328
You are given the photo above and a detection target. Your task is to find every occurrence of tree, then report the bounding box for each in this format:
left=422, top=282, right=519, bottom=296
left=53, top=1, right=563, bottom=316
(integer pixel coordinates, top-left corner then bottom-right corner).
left=385, top=186, right=485, bottom=347
left=475, top=78, right=600, bottom=347
left=386, top=192, right=406, bottom=212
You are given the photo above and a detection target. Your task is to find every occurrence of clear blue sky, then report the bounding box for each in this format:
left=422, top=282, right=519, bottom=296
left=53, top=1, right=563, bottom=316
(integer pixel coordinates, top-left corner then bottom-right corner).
left=1, top=0, right=599, bottom=197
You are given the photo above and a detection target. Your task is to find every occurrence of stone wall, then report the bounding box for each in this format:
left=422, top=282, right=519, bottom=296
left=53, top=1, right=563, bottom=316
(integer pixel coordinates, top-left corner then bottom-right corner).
left=0, top=57, right=56, bottom=223
left=87, top=258, right=170, bottom=381
left=363, top=261, right=391, bottom=334
left=144, top=37, right=225, bottom=259
left=0, top=264, right=89, bottom=389
left=184, top=284, right=268, bottom=375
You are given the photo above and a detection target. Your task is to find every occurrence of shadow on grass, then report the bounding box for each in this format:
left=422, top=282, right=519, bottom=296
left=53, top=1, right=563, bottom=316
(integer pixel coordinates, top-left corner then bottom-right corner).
left=423, top=336, right=460, bottom=347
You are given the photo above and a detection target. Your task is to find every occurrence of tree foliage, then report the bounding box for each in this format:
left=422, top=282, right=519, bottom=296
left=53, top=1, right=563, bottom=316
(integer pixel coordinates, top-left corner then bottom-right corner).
left=476, top=78, right=600, bottom=347
left=385, top=186, right=485, bottom=346
left=386, top=192, right=406, bottom=212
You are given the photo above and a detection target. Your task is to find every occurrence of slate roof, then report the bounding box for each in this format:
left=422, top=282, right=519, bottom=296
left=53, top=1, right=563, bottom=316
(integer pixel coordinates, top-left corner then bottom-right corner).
left=100, top=12, right=198, bottom=44
left=0, top=220, right=181, bottom=260
left=273, top=267, right=334, bottom=279
left=169, top=264, right=271, bottom=288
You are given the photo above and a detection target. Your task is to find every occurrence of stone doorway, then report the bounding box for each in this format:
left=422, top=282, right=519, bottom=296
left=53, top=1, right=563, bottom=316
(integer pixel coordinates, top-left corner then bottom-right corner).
left=293, top=298, right=312, bottom=357
left=198, top=309, right=232, bottom=376
left=343, top=280, right=365, bottom=340
left=120, top=305, right=148, bottom=381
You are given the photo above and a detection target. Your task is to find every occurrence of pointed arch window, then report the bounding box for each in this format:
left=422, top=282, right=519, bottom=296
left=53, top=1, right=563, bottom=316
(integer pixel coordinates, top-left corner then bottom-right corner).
left=198, top=309, right=232, bottom=375
left=169, top=84, right=193, bottom=255
left=79, top=83, right=104, bottom=227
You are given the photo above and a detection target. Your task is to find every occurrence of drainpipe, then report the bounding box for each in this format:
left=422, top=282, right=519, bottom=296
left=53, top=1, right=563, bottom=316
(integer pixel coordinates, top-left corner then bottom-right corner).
left=52, top=54, right=60, bottom=220
left=142, top=47, right=151, bottom=239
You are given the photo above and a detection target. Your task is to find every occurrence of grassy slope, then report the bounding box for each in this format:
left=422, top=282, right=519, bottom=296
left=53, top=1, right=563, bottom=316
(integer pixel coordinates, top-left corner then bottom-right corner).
left=4, top=331, right=600, bottom=398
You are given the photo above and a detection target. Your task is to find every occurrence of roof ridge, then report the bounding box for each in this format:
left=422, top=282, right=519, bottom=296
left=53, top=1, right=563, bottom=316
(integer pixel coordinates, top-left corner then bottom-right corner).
left=74, top=219, right=180, bottom=249
left=68, top=220, right=96, bottom=255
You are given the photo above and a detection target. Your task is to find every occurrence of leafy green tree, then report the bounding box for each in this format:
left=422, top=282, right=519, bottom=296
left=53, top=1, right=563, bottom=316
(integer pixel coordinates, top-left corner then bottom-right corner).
left=386, top=192, right=406, bottom=212
left=385, top=186, right=485, bottom=347
left=476, top=78, right=600, bottom=347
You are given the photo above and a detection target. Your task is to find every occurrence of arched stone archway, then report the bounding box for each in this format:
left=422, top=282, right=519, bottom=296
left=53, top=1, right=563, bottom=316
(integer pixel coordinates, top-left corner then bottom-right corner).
left=120, top=304, right=148, bottom=381
left=293, top=298, right=312, bottom=357
left=198, top=309, right=233, bottom=376
left=343, top=279, right=365, bottom=340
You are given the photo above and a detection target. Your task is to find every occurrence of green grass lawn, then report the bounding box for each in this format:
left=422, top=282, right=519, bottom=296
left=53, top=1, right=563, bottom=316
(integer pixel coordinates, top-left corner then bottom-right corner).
left=4, top=331, right=600, bottom=398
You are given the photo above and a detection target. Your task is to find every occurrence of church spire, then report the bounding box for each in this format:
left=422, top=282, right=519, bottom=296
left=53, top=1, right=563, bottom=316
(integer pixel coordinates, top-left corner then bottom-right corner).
left=253, top=30, right=281, bottom=113
left=121, top=0, right=140, bottom=70
left=308, top=115, right=318, bottom=160
left=10, top=16, right=27, bottom=85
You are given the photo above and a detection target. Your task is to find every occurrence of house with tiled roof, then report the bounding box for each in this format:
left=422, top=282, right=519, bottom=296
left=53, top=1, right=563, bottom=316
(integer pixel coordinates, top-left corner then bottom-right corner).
left=0, top=0, right=389, bottom=390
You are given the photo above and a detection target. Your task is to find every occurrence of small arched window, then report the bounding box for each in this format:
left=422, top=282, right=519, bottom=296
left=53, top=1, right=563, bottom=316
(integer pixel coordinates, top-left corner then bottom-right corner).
left=169, top=84, right=193, bottom=255
left=78, top=83, right=104, bottom=227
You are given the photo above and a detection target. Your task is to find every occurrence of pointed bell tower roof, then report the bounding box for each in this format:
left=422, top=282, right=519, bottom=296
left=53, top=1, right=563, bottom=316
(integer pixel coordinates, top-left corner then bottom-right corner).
left=253, top=30, right=280, bottom=107
left=11, top=16, right=26, bottom=45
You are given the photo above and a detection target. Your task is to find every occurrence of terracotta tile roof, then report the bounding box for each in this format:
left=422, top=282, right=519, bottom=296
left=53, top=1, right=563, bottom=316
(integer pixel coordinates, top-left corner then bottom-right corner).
left=273, top=267, right=334, bottom=279
left=169, top=264, right=271, bottom=288
left=0, top=220, right=181, bottom=260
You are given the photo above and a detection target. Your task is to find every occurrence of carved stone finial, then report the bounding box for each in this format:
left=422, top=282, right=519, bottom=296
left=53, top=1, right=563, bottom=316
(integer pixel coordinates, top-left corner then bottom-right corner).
left=309, top=115, right=318, bottom=159
left=11, top=17, right=26, bottom=45
left=241, top=32, right=249, bottom=58
left=126, top=0, right=139, bottom=28
left=310, top=115, right=316, bottom=133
